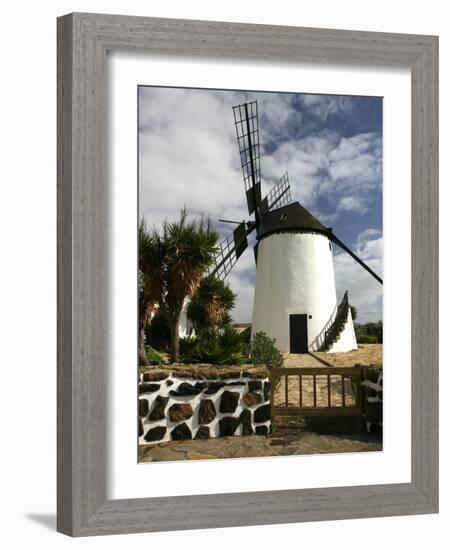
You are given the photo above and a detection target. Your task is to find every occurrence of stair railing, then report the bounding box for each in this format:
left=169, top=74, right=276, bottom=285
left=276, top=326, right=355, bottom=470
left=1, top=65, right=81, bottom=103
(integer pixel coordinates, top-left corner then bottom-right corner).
left=323, top=291, right=349, bottom=351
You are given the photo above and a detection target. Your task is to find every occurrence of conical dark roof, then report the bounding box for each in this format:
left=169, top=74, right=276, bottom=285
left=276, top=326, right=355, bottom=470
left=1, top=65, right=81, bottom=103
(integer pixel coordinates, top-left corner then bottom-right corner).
left=257, top=202, right=330, bottom=240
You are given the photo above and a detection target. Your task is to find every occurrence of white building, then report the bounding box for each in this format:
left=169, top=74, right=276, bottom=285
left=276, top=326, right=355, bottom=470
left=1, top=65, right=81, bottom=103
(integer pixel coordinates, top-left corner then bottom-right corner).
left=251, top=202, right=358, bottom=353
left=179, top=299, right=194, bottom=338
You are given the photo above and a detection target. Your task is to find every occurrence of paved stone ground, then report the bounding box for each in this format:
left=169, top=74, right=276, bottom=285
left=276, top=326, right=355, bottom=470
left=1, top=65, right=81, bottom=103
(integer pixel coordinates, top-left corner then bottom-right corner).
left=139, top=428, right=381, bottom=462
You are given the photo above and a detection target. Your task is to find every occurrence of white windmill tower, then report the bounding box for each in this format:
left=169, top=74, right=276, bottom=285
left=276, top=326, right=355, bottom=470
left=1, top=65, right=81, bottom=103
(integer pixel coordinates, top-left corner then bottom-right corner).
left=209, top=101, right=382, bottom=353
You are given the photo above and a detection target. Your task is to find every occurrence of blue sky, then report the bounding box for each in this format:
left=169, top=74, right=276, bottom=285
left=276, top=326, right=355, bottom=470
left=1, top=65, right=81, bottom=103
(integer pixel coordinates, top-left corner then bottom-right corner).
left=139, top=87, right=383, bottom=324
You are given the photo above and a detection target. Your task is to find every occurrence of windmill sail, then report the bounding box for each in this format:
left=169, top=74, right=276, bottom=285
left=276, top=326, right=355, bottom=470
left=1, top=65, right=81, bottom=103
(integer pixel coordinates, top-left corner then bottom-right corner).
left=261, top=172, right=292, bottom=213
left=208, top=221, right=249, bottom=281
left=233, top=102, right=262, bottom=217
left=330, top=233, right=383, bottom=284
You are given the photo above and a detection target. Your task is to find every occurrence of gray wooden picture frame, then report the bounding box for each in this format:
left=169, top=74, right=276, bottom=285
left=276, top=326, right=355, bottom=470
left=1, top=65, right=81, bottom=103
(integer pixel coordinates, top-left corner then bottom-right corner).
left=57, top=12, right=439, bottom=537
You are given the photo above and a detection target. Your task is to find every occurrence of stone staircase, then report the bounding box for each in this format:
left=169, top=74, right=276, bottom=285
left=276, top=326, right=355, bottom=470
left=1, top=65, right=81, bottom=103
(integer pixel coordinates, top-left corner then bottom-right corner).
left=322, top=291, right=350, bottom=351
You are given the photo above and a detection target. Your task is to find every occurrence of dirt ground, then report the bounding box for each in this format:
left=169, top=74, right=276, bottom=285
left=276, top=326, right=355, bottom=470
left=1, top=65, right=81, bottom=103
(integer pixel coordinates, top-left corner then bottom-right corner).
left=311, top=343, right=383, bottom=368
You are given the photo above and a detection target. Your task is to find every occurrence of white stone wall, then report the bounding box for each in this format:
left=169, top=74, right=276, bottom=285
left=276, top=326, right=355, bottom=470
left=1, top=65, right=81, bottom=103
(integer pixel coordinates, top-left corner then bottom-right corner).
left=178, top=300, right=194, bottom=338
left=252, top=232, right=338, bottom=352
left=147, top=300, right=194, bottom=339
left=327, top=308, right=358, bottom=353
left=139, top=371, right=271, bottom=444
left=361, top=366, right=383, bottom=433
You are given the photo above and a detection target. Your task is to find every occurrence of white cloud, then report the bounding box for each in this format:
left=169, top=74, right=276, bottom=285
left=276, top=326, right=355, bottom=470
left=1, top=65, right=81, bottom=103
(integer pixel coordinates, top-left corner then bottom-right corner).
left=337, top=196, right=368, bottom=213
left=264, top=131, right=382, bottom=214
left=139, top=88, right=299, bottom=234
left=356, top=228, right=382, bottom=252
left=139, top=87, right=245, bottom=232
left=334, top=229, right=383, bottom=324
left=300, top=95, right=353, bottom=121
left=262, top=131, right=339, bottom=205
left=226, top=247, right=256, bottom=323
left=329, top=133, right=382, bottom=191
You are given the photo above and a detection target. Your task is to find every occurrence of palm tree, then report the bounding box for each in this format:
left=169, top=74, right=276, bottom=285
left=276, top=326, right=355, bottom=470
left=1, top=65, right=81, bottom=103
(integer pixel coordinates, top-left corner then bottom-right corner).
left=138, top=220, right=165, bottom=365
left=187, top=275, right=236, bottom=334
left=160, top=209, right=219, bottom=363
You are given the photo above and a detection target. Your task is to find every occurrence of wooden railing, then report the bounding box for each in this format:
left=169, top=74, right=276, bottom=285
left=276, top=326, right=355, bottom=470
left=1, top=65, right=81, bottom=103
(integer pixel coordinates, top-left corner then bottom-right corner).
left=269, top=366, right=364, bottom=428
left=309, top=302, right=337, bottom=351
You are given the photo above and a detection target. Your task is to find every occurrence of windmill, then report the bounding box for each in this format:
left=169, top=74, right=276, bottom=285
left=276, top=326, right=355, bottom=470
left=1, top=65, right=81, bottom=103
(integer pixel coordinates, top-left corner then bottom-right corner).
left=209, top=101, right=382, bottom=353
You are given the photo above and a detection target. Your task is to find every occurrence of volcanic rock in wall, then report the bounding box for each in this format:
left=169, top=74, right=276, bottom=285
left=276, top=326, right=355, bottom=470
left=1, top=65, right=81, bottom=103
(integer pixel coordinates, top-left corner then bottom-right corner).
left=139, top=383, right=161, bottom=394
left=170, top=422, right=192, bottom=440
left=239, top=409, right=253, bottom=435
left=148, top=395, right=169, bottom=421
left=219, top=416, right=240, bottom=436
left=169, top=382, right=203, bottom=397
left=168, top=403, right=193, bottom=422
left=203, top=381, right=226, bottom=395
left=144, top=425, right=167, bottom=442
left=202, top=381, right=245, bottom=394
left=198, top=399, right=216, bottom=425
left=254, top=404, right=271, bottom=423
left=195, top=426, right=210, bottom=439
left=219, top=390, right=240, bottom=413
left=255, top=425, right=268, bottom=436
left=362, top=366, right=382, bottom=384
left=367, top=401, right=382, bottom=423
left=142, top=371, right=170, bottom=382
left=243, top=391, right=262, bottom=407
left=138, top=399, right=149, bottom=417
left=248, top=380, right=263, bottom=392
left=368, top=422, right=382, bottom=434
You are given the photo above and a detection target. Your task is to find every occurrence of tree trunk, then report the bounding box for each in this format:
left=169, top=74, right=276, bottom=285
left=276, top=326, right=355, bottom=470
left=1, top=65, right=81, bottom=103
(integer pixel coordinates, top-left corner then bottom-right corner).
left=169, top=314, right=181, bottom=364
left=138, top=327, right=150, bottom=366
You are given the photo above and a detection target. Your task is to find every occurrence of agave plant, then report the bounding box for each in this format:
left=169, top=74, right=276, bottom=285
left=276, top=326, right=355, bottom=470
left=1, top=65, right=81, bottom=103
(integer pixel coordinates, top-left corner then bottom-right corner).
left=179, top=326, right=248, bottom=365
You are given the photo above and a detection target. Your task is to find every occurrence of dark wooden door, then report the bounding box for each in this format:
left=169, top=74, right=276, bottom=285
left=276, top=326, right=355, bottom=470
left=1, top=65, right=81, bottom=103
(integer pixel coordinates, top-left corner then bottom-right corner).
left=289, top=314, right=308, bottom=353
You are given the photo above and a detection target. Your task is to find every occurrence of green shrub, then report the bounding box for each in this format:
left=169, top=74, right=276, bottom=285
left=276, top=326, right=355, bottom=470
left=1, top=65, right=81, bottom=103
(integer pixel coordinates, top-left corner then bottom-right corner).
left=145, top=313, right=171, bottom=350
left=356, top=334, right=378, bottom=344
left=145, top=345, right=163, bottom=365
left=249, top=332, right=284, bottom=368
left=354, top=321, right=383, bottom=344
left=179, top=335, right=198, bottom=357
left=220, top=324, right=247, bottom=348
left=179, top=329, right=284, bottom=367
left=239, top=326, right=252, bottom=343
left=179, top=326, right=248, bottom=365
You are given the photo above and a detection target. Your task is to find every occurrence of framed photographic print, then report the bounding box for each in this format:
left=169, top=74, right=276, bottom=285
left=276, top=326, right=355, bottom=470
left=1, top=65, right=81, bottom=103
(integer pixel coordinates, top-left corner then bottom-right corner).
left=136, top=85, right=384, bottom=461
left=57, top=13, right=438, bottom=536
